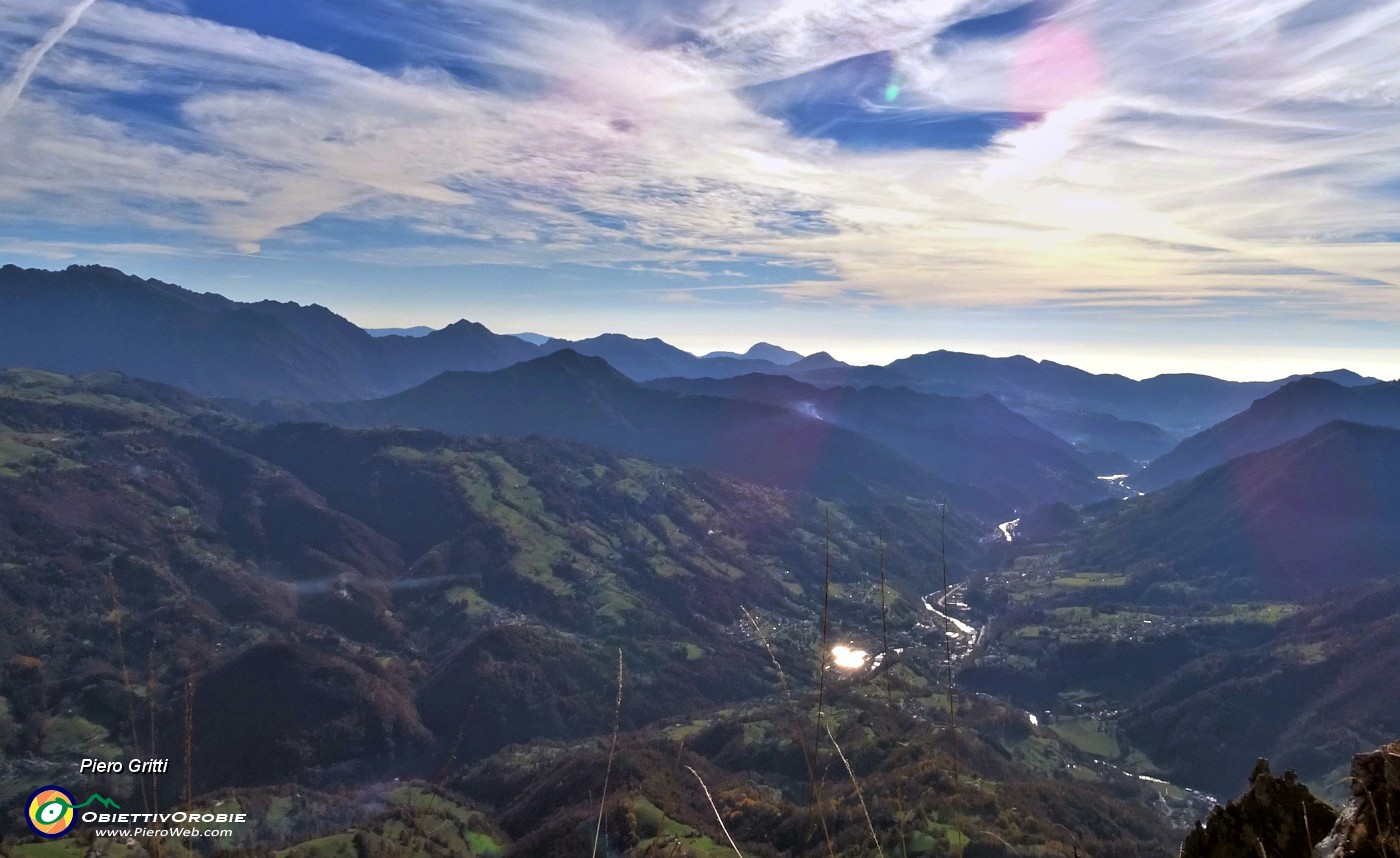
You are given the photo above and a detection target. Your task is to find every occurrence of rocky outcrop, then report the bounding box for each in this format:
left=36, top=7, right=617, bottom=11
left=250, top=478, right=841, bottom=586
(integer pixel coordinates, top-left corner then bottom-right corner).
left=1181, top=758, right=1338, bottom=858
left=1315, top=742, right=1400, bottom=858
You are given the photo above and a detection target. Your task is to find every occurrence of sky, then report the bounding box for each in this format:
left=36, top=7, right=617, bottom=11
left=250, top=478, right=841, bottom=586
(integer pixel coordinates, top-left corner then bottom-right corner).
left=1, top=0, right=1398, bottom=380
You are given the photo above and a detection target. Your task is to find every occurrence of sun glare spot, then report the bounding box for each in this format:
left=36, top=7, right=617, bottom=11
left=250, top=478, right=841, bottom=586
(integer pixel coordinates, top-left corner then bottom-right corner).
left=831, top=644, right=869, bottom=670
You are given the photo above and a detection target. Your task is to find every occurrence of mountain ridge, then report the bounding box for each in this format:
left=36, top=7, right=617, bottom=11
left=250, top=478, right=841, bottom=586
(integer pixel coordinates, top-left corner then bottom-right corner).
left=1139, top=378, right=1400, bottom=490
left=647, top=372, right=1110, bottom=510
left=233, top=350, right=1009, bottom=515
left=1078, top=419, right=1400, bottom=597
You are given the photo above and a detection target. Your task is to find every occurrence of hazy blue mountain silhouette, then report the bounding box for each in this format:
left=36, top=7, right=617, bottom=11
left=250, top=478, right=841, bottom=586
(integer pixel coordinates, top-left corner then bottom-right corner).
left=239, top=349, right=1005, bottom=515
left=1139, top=378, right=1400, bottom=490
left=1079, top=421, right=1400, bottom=596
left=647, top=373, right=1109, bottom=509
left=701, top=342, right=805, bottom=364
left=0, top=264, right=539, bottom=400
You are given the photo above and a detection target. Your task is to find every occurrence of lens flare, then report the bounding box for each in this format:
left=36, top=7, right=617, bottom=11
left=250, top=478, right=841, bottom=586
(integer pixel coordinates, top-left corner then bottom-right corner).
left=831, top=644, right=869, bottom=670
left=1010, top=23, right=1101, bottom=112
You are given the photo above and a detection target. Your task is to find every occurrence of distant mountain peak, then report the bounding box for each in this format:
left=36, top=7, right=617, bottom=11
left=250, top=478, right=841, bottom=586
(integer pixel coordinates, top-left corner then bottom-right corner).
left=1259, top=376, right=1349, bottom=406
left=1297, top=368, right=1381, bottom=387
left=436, top=319, right=494, bottom=336
left=516, top=347, right=628, bottom=379
left=0, top=264, right=543, bottom=401
left=790, top=350, right=847, bottom=370
left=580, top=332, right=690, bottom=352
left=701, top=342, right=805, bottom=365
left=1138, top=377, right=1400, bottom=491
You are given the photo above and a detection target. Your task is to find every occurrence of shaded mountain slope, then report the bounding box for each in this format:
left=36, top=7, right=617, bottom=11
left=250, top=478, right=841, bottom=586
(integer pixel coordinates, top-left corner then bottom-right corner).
left=647, top=373, right=1109, bottom=510
left=1013, top=404, right=1177, bottom=466
left=0, top=264, right=380, bottom=401
left=237, top=350, right=1002, bottom=515
left=0, top=264, right=541, bottom=400
left=542, top=333, right=824, bottom=380
left=0, top=368, right=986, bottom=805
left=1123, top=580, right=1400, bottom=796
left=1075, top=421, right=1400, bottom=598
left=1139, top=378, right=1400, bottom=490
left=0, top=266, right=846, bottom=403
left=879, top=352, right=1279, bottom=433
left=807, top=352, right=1380, bottom=438
left=454, top=692, right=1180, bottom=858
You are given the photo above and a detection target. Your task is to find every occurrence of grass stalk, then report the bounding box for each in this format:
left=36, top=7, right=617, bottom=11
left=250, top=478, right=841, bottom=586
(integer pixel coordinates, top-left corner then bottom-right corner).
left=877, top=524, right=908, bottom=858
left=879, top=527, right=891, bottom=707
left=685, top=765, right=745, bottom=858
left=182, top=672, right=194, bottom=810
left=741, top=607, right=835, bottom=857
left=825, top=721, right=885, bottom=858
left=941, top=503, right=959, bottom=795
left=592, top=649, right=625, bottom=858
left=979, top=830, right=1021, bottom=856
left=1367, top=787, right=1391, bottom=858
left=103, top=566, right=150, bottom=815
left=819, top=507, right=831, bottom=725
left=145, top=645, right=162, bottom=858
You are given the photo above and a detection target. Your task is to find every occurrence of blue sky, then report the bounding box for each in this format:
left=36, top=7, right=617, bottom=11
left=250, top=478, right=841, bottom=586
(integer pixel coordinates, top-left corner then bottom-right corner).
left=1, top=0, right=1398, bottom=380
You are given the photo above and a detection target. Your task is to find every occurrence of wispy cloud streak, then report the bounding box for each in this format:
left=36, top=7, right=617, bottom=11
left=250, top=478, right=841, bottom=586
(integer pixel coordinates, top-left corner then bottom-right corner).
left=0, top=0, right=99, bottom=123
left=0, top=0, right=1398, bottom=323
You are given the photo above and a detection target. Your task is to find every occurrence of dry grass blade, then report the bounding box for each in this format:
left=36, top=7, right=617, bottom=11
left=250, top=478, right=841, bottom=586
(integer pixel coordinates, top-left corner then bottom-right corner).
left=877, top=525, right=908, bottom=858
left=146, top=646, right=160, bottom=815
left=826, top=721, right=885, bottom=858
left=741, top=606, right=796, bottom=709
left=815, top=509, right=838, bottom=858
left=979, top=830, right=1021, bottom=856
left=940, top=503, right=959, bottom=795
left=103, top=565, right=150, bottom=815
left=819, top=507, right=831, bottom=724
left=1366, top=787, right=1391, bottom=858
left=1301, top=800, right=1312, bottom=851
left=145, top=645, right=162, bottom=857
left=182, top=673, right=194, bottom=810
left=685, top=765, right=746, bottom=858
left=592, top=649, right=625, bottom=858
left=740, top=606, right=835, bottom=857
left=878, top=528, right=891, bottom=707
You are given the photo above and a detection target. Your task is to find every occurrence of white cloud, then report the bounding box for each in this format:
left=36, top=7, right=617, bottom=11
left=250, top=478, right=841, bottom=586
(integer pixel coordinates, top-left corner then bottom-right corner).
left=0, top=0, right=1397, bottom=320
left=0, top=0, right=99, bottom=121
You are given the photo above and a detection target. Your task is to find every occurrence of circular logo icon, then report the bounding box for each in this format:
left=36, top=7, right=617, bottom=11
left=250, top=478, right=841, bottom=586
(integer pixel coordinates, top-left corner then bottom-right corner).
left=27, top=786, right=76, bottom=839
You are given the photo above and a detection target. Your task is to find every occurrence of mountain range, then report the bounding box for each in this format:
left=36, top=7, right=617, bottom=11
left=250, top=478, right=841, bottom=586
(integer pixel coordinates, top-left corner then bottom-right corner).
left=2, top=265, right=1384, bottom=452
left=0, top=368, right=977, bottom=788
left=647, top=373, right=1107, bottom=510
left=5, top=262, right=1400, bottom=856
left=0, top=368, right=1197, bottom=858
left=0, top=264, right=540, bottom=401
left=234, top=350, right=1015, bottom=514
left=1077, top=421, right=1400, bottom=598
left=1138, top=377, right=1400, bottom=490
